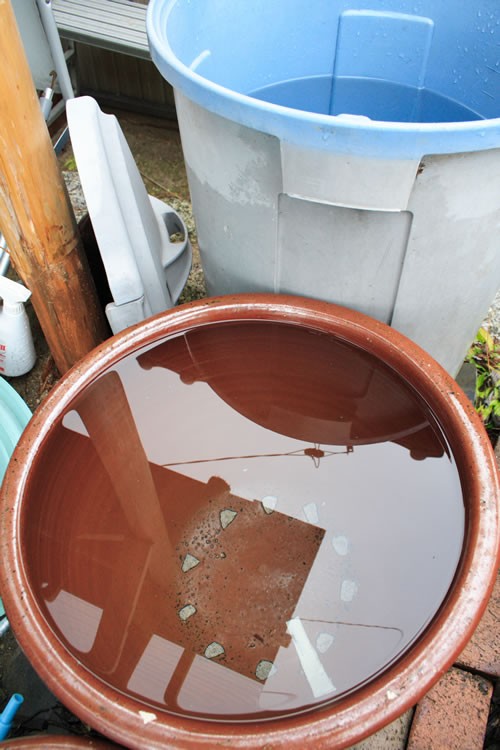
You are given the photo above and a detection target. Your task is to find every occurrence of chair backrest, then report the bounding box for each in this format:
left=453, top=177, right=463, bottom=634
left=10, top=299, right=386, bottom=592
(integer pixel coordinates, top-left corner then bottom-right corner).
left=67, top=96, right=191, bottom=334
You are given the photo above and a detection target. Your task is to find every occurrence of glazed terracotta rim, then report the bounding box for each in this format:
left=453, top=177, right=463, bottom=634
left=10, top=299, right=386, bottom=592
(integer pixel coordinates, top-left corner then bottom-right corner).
left=1, top=294, right=499, bottom=750
left=1, top=736, right=116, bottom=749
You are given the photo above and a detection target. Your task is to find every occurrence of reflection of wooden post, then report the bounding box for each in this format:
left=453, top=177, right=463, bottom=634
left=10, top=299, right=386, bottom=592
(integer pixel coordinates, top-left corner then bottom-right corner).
left=75, top=371, right=174, bottom=675
left=0, top=0, right=108, bottom=374
left=77, top=372, right=171, bottom=549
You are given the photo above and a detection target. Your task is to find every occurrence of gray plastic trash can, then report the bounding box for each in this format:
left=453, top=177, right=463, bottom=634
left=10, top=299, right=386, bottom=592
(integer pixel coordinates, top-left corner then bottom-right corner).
left=147, top=0, right=500, bottom=374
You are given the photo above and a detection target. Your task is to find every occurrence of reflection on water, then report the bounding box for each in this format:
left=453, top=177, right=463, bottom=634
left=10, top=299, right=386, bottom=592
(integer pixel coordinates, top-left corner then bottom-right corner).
left=24, top=321, right=464, bottom=721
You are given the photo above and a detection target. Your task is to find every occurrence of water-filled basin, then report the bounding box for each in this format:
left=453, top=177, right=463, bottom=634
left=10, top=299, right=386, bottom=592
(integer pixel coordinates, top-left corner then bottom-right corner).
left=0, top=295, right=498, bottom=749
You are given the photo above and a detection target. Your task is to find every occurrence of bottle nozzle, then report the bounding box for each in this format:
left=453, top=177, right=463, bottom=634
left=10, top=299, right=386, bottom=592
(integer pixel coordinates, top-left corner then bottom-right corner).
left=0, top=275, right=36, bottom=376
left=0, top=693, right=24, bottom=740
left=0, top=275, right=31, bottom=315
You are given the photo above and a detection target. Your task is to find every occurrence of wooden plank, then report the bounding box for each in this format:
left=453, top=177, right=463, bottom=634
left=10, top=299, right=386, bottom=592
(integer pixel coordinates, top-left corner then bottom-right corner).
left=78, top=43, right=121, bottom=95
left=74, top=44, right=177, bottom=119
left=136, top=56, right=175, bottom=106
left=0, top=0, right=108, bottom=374
left=74, top=42, right=100, bottom=92
left=115, top=54, right=143, bottom=100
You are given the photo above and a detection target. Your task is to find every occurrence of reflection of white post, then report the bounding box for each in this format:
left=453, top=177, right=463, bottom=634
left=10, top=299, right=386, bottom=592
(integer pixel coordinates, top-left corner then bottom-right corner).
left=287, top=617, right=336, bottom=699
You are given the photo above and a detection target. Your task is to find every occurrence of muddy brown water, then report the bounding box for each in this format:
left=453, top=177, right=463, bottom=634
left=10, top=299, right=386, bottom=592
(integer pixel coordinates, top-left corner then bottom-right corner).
left=22, top=320, right=464, bottom=722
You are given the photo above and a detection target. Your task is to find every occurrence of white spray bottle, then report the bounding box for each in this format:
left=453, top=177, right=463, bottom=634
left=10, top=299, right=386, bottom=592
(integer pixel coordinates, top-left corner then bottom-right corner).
left=0, top=276, right=36, bottom=377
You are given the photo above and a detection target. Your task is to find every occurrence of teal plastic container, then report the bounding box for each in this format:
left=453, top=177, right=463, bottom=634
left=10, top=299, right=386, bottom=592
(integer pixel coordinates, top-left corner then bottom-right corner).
left=0, top=376, right=31, bottom=487
left=0, top=376, right=30, bottom=621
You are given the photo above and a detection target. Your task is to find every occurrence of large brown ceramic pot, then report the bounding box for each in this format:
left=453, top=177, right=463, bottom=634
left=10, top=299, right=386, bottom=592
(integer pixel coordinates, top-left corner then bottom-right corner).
left=1, top=295, right=498, bottom=749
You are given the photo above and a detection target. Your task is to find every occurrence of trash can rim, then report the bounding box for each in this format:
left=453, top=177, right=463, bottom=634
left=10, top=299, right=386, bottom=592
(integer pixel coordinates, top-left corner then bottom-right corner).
left=147, top=0, right=500, bottom=160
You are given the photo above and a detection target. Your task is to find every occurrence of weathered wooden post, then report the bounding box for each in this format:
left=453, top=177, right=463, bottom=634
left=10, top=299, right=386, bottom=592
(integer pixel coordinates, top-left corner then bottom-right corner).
left=0, top=0, right=108, bottom=374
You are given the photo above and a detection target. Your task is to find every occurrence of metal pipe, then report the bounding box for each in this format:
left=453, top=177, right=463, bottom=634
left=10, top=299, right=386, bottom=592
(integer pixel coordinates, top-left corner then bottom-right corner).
left=35, top=0, right=75, bottom=102
left=0, top=234, right=10, bottom=276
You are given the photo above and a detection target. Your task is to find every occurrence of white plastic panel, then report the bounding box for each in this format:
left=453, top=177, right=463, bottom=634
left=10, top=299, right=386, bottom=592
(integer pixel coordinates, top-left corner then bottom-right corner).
left=67, top=96, right=191, bottom=334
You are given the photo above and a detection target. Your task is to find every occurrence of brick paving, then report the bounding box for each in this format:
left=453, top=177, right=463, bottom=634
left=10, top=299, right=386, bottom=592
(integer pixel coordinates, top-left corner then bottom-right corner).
left=406, top=668, right=493, bottom=750
left=457, top=570, right=500, bottom=679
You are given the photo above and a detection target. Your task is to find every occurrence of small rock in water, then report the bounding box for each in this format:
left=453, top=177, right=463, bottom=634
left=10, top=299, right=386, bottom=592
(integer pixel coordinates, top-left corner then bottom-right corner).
left=181, top=553, right=200, bottom=572
left=255, top=659, right=275, bottom=681
left=316, top=632, right=335, bottom=653
left=261, top=495, right=277, bottom=514
left=220, top=509, right=238, bottom=529
left=178, top=604, right=196, bottom=621
left=205, top=642, right=225, bottom=659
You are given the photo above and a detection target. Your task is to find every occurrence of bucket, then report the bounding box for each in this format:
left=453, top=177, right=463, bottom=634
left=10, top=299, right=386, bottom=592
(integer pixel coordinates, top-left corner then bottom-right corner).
left=0, top=296, right=498, bottom=749
left=147, top=0, right=500, bottom=375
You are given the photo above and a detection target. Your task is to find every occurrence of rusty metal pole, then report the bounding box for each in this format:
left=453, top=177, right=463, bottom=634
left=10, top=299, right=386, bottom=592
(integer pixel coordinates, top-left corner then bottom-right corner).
left=0, top=0, right=108, bottom=374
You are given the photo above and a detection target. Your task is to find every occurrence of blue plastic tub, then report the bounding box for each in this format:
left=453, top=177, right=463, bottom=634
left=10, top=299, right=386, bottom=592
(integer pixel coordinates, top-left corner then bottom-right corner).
left=147, top=0, right=500, bottom=375
left=147, top=0, right=500, bottom=159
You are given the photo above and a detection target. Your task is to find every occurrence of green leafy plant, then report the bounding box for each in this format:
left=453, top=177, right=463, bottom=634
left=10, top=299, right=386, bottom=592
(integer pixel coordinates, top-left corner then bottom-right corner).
left=465, top=327, right=500, bottom=439
left=63, top=155, right=77, bottom=172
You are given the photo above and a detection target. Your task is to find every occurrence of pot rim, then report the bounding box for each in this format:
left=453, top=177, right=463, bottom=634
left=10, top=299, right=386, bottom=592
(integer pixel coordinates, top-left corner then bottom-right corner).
left=2, top=736, right=116, bottom=749
left=1, top=294, right=499, bottom=750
